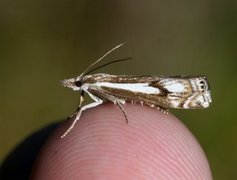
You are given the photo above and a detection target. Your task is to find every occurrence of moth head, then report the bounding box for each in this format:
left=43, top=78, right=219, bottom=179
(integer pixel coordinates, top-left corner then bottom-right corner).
left=61, top=76, right=83, bottom=91
left=188, top=77, right=212, bottom=108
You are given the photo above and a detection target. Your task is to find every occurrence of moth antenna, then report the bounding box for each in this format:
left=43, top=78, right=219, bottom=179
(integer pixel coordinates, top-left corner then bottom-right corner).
left=79, top=41, right=130, bottom=78
left=85, top=57, right=132, bottom=75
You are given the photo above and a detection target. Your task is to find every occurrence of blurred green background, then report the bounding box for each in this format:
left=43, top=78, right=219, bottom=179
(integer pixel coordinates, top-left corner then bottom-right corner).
left=0, top=0, right=236, bottom=179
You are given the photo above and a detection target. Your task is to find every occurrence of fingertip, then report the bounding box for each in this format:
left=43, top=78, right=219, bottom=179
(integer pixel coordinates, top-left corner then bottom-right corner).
left=31, top=103, right=212, bottom=180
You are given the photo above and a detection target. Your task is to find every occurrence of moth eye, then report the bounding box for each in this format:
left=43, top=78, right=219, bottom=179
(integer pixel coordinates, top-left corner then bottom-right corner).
left=75, top=81, right=82, bottom=87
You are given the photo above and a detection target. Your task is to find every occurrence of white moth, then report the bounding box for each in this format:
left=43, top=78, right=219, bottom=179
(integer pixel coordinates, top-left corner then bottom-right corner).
left=61, top=43, right=212, bottom=138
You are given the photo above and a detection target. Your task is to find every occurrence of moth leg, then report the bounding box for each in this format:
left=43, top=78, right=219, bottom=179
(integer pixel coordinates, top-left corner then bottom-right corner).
left=78, top=91, right=85, bottom=108
left=61, top=93, right=103, bottom=138
left=116, top=102, right=128, bottom=123
left=105, top=96, right=128, bottom=123
left=89, top=88, right=128, bottom=123
left=67, top=91, right=85, bottom=120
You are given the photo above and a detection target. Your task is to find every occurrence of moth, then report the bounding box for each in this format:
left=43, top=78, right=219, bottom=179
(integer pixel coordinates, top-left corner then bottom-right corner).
left=61, top=42, right=212, bottom=138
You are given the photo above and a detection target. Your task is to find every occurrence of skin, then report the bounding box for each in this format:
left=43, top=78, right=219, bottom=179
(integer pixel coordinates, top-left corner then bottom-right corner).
left=31, top=103, right=212, bottom=180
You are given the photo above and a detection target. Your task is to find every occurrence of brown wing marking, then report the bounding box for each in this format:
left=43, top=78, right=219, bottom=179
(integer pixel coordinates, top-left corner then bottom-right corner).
left=149, top=81, right=170, bottom=96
